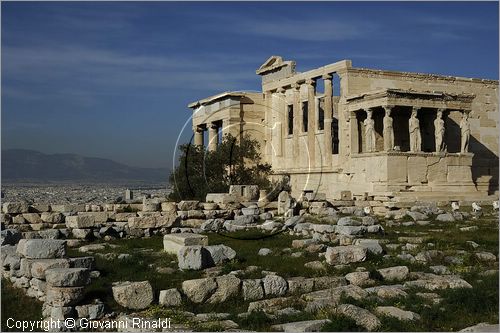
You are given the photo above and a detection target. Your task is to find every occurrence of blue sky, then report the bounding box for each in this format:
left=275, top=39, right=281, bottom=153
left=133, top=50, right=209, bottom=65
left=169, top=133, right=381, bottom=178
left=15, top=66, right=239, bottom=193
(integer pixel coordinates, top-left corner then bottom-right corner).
left=2, top=1, right=498, bottom=168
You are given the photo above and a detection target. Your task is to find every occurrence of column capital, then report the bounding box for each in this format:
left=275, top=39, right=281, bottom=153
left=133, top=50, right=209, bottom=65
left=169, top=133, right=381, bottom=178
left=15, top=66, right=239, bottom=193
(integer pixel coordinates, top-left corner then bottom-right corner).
left=383, top=105, right=395, bottom=111
left=209, top=123, right=218, bottom=130
left=194, top=126, right=204, bottom=133
left=292, top=83, right=301, bottom=91
left=305, top=78, right=316, bottom=86
left=322, top=73, right=333, bottom=80
left=412, top=106, right=421, bottom=112
left=276, top=87, right=286, bottom=94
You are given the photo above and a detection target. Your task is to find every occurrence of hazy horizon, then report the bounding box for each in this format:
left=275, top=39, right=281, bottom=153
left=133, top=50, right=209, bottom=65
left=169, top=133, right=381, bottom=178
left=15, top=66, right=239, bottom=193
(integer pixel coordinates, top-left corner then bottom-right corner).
left=2, top=2, right=498, bottom=168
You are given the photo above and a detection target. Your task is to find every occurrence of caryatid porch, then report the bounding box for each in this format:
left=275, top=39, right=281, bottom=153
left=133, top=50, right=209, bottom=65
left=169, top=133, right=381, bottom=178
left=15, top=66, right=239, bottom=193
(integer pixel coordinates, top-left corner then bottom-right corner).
left=344, top=89, right=477, bottom=194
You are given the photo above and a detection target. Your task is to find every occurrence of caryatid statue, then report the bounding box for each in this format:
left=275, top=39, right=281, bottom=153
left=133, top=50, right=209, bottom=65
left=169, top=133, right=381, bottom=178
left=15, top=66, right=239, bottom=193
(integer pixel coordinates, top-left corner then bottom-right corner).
left=434, top=109, right=446, bottom=152
left=363, top=109, right=376, bottom=152
left=383, top=106, right=394, bottom=151
left=460, top=111, right=471, bottom=153
left=409, top=108, right=422, bottom=152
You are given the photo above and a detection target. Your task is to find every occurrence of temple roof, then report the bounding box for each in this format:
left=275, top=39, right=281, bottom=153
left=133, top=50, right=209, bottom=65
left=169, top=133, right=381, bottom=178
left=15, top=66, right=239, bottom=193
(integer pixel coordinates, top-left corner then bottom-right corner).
left=188, top=91, right=250, bottom=109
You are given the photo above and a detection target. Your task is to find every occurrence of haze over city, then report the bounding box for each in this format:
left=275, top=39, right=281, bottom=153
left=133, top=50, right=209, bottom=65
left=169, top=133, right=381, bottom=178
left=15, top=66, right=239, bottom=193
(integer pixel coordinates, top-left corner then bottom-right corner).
left=2, top=1, right=498, bottom=168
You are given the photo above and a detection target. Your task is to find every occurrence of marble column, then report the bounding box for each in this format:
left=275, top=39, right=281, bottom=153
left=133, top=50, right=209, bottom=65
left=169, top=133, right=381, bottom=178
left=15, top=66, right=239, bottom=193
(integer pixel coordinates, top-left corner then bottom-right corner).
left=323, top=74, right=333, bottom=165
left=208, top=123, right=218, bottom=152
left=277, top=87, right=286, bottom=158
left=193, top=126, right=204, bottom=147
left=306, top=78, right=316, bottom=166
left=292, top=83, right=301, bottom=160
left=264, top=91, right=273, bottom=161
left=382, top=105, right=394, bottom=151
left=349, top=112, right=359, bottom=154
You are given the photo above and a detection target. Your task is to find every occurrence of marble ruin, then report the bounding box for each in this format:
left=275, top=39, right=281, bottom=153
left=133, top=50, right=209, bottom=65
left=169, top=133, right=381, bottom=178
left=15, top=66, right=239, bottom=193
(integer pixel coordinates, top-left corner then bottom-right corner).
left=189, top=56, right=499, bottom=203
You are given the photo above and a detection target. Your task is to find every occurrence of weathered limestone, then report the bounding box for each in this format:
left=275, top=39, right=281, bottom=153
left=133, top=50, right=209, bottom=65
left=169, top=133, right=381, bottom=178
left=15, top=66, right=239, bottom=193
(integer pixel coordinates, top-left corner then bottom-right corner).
left=45, top=268, right=90, bottom=287
left=17, top=239, right=66, bottom=259
left=159, top=288, right=182, bottom=307
left=163, top=233, right=208, bottom=254
left=182, top=277, right=217, bottom=303
left=112, top=281, right=154, bottom=310
left=325, top=245, right=367, bottom=265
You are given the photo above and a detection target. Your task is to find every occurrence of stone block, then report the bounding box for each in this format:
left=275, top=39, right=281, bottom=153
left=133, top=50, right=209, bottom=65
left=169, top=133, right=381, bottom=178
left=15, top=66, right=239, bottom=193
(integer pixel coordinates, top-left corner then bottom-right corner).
left=177, top=246, right=212, bottom=270
left=182, top=277, right=217, bottom=303
left=2, top=202, right=30, bottom=214
left=45, top=268, right=90, bottom=287
left=163, top=233, right=208, bottom=254
left=325, top=245, right=367, bottom=265
left=128, top=213, right=178, bottom=229
left=204, top=244, right=237, bottom=265
left=17, top=239, right=66, bottom=259
left=159, top=288, right=183, bottom=307
left=31, top=259, right=71, bottom=279
left=22, top=213, right=42, bottom=224
left=242, top=279, right=264, bottom=301
left=206, top=193, right=238, bottom=204
left=78, top=212, right=109, bottom=223
left=69, top=256, right=96, bottom=270
left=65, top=215, right=98, bottom=229
left=408, top=156, right=428, bottom=184
left=41, top=212, right=64, bottom=224
left=177, top=201, right=200, bottom=211
left=114, top=213, right=137, bottom=222
left=45, top=286, right=84, bottom=306
left=207, top=275, right=241, bottom=303
left=112, top=281, right=153, bottom=310
left=263, top=274, right=288, bottom=297
left=51, top=204, right=85, bottom=213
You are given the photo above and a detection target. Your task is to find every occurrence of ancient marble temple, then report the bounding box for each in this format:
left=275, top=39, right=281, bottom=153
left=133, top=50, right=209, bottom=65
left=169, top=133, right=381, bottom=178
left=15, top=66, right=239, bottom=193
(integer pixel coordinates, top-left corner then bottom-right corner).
left=188, top=56, right=499, bottom=202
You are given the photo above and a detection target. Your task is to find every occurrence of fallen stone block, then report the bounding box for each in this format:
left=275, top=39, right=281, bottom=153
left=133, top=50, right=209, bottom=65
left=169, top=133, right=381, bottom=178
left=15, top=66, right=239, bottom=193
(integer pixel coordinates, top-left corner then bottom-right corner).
left=2, top=202, right=30, bottom=214
left=205, top=244, right=236, bottom=265
left=375, top=306, right=420, bottom=321
left=45, top=268, right=90, bottom=287
left=242, top=279, right=264, bottom=301
left=177, top=246, right=212, bottom=270
left=16, top=239, right=66, bottom=259
left=182, top=277, right=217, bottom=303
left=112, top=281, right=154, bottom=310
left=31, top=259, right=71, bottom=279
left=271, top=319, right=331, bottom=332
left=335, top=304, right=380, bottom=331
left=163, top=233, right=208, bottom=254
left=177, top=201, right=200, bottom=211
left=325, top=245, right=367, bottom=265
left=159, top=288, right=183, bottom=307
left=207, top=275, right=241, bottom=303
left=377, top=266, right=409, bottom=281
left=46, top=286, right=84, bottom=306
left=263, top=274, right=288, bottom=297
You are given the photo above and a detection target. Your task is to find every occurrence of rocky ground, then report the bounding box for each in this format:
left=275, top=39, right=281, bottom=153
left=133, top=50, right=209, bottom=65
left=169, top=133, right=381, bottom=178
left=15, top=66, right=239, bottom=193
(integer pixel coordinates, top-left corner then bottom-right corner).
left=1, top=198, right=498, bottom=332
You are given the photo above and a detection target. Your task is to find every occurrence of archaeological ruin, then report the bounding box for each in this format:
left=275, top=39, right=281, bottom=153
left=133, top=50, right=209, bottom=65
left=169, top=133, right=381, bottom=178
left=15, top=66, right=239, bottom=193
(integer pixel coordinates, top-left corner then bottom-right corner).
left=188, top=56, right=499, bottom=203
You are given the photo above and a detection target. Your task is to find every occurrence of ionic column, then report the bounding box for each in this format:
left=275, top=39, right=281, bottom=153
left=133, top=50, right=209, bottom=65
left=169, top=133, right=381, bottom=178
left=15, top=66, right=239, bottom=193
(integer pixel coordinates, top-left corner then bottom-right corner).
left=349, top=112, right=359, bottom=154
left=306, top=78, right=316, bottom=166
left=277, top=87, right=286, bottom=158
left=208, top=123, right=218, bottom=151
left=292, top=83, right=301, bottom=160
left=323, top=74, right=333, bottom=164
left=193, top=126, right=204, bottom=147
left=382, top=105, right=394, bottom=151
left=263, top=91, right=273, bottom=161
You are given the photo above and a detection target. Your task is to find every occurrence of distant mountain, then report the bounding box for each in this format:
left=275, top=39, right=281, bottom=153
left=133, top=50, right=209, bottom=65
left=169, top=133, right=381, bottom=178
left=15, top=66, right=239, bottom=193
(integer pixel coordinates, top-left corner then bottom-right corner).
left=1, top=149, right=169, bottom=183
